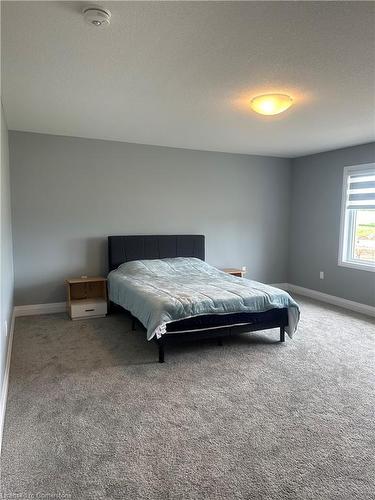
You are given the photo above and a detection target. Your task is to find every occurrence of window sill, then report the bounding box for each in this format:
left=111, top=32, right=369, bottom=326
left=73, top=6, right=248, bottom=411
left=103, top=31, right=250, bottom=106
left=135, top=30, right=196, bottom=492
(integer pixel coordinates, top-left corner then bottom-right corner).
left=338, top=260, right=375, bottom=273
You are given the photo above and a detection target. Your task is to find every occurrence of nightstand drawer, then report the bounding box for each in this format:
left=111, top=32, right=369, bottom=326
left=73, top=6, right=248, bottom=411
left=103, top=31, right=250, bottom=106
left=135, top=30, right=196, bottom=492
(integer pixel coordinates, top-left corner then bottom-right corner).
left=70, top=299, right=107, bottom=319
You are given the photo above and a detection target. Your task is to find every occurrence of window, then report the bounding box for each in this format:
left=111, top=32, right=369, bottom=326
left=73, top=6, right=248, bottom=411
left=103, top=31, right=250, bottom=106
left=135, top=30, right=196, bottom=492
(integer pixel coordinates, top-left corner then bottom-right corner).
left=339, top=164, right=375, bottom=271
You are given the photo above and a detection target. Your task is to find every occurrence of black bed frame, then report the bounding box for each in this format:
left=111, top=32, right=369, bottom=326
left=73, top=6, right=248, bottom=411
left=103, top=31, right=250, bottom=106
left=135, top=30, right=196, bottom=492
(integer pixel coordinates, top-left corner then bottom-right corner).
left=108, top=235, right=288, bottom=363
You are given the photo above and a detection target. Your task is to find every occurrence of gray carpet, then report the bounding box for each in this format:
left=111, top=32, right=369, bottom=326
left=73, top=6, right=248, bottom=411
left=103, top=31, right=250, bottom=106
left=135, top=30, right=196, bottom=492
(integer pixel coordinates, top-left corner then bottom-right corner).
left=1, top=295, right=374, bottom=500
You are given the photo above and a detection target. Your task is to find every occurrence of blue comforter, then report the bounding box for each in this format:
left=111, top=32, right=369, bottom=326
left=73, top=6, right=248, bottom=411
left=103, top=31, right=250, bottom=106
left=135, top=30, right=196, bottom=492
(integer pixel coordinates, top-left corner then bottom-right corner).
left=108, top=257, right=300, bottom=340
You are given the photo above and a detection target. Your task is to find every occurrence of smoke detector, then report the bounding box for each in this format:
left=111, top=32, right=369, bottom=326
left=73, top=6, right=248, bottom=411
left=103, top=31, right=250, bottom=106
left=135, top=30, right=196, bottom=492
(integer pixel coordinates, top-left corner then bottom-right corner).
left=82, top=6, right=111, bottom=27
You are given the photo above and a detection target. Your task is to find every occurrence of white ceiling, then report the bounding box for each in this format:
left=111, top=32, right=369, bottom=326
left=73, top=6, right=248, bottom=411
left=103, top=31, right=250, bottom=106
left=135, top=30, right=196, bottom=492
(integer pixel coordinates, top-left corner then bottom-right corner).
left=2, top=1, right=375, bottom=157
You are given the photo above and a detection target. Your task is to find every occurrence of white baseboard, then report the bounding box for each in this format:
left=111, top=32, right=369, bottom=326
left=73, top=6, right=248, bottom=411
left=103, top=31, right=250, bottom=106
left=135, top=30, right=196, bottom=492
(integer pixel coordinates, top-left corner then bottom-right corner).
left=14, top=301, right=66, bottom=317
left=0, top=309, right=15, bottom=454
left=13, top=285, right=373, bottom=319
left=271, top=282, right=374, bottom=317
left=269, top=283, right=289, bottom=291
left=287, top=284, right=375, bottom=317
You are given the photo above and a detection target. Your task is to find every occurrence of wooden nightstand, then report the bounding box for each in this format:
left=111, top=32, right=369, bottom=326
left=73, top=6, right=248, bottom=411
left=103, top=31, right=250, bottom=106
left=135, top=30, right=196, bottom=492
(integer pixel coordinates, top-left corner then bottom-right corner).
left=65, top=277, right=107, bottom=320
left=222, top=268, right=246, bottom=278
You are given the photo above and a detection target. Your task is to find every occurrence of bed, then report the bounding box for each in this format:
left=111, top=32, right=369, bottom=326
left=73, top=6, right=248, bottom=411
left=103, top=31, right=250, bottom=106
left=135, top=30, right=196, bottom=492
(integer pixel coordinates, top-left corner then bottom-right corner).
left=107, top=235, right=300, bottom=362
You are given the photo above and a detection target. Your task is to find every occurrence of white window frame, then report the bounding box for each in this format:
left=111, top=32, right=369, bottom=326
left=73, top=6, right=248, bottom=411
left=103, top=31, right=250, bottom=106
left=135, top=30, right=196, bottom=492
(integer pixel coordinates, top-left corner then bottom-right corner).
left=338, top=163, right=375, bottom=272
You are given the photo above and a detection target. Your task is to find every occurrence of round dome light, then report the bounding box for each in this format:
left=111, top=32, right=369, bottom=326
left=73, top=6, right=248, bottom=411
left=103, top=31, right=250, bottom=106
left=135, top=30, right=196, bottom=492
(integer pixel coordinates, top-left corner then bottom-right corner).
left=250, top=94, right=293, bottom=115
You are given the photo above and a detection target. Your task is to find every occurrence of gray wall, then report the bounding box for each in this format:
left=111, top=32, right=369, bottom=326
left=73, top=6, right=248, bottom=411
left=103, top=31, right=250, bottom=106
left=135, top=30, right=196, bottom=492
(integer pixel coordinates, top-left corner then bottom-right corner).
left=289, top=142, right=375, bottom=307
left=9, top=131, right=291, bottom=305
left=1, top=103, right=14, bottom=396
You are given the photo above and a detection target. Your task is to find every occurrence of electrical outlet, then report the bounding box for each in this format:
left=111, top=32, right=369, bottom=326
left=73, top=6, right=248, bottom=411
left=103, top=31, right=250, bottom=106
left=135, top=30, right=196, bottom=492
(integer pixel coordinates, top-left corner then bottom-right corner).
left=319, top=271, right=324, bottom=280
left=241, top=266, right=247, bottom=273
left=4, top=320, right=8, bottom=337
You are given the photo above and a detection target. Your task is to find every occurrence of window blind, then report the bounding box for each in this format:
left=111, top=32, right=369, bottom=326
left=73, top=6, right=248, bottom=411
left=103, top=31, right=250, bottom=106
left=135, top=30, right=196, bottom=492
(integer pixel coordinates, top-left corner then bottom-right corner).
left=347, top=168, right=375, bottom=210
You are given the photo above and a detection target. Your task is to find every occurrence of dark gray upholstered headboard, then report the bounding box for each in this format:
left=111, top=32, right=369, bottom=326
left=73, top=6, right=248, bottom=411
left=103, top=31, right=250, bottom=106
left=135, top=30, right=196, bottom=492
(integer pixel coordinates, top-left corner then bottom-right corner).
left=108, top=235, right=205, bottom=272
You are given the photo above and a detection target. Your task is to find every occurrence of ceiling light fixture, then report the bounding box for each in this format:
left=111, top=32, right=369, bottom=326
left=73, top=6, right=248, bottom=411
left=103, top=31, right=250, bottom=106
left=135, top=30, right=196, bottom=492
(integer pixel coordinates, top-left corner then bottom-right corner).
left=82, top=6, right=111, bottom=27
left=250, top=94, right=293, bottom=115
